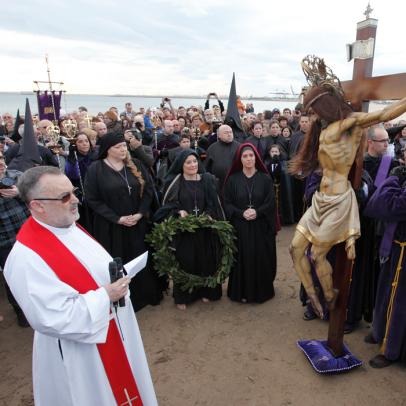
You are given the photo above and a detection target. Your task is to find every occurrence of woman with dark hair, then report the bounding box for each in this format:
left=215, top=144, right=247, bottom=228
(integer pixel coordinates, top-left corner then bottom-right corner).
left=156, top=149, right=225, bottom=310
left=246, top=121, right=272, bottom=162
left=281, top=126, right=292, bottom=139
left=64, top=132, right=98, bottom=232
left=224, top=143, right=277, bottom=303
left=84, top=133, right=162, bottom=311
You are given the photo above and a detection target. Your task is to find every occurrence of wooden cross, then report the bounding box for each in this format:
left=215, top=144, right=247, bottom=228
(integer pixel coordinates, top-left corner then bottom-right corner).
left=327, top=11, right=406, bottom=357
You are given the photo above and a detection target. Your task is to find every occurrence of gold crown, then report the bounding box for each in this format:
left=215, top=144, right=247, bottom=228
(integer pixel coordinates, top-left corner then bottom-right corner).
left=301, top=55, right=344, bottom=98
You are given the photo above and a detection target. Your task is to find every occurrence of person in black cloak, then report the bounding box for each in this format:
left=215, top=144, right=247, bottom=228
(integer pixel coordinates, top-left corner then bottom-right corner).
left=6, top=99, right=56, bottom=171
left=10, top=108, right=23, bottom=143
left=265, top=144, right=295, bottom=226
left=224, top=73, right=247, bottom=143
left=246, top=121, right=272, bottom=162
left=154, top=149, right=225, bottom=310
left=84, top=133, right=163, bottom=312
left=64, top=132, right=98, bottom=233
left=224, top=143, right=277, bottom=303
left=205, top=124, right=240, bottom=189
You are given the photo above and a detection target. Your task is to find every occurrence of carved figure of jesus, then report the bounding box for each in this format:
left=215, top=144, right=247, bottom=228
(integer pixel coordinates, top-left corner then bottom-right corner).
left=290, top=86, right=406, bottom=318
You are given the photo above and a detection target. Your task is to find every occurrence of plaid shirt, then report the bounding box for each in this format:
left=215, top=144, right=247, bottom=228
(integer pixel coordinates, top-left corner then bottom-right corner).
left=0, top=175, right=29, bottom=249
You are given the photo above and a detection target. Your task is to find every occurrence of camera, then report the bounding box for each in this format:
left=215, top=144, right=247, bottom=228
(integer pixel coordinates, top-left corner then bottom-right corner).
left=164, top=97, right=170, bottom=102
left=128, top=128, right=142, bottom=140
left=0, top=177, right=15, bottom=189
left=134, top=121, right=143, bottom=131
left=212, top=119, right=222, bottom=132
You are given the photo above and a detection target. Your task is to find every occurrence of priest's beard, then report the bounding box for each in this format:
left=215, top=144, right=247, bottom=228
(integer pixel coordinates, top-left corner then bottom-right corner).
left=55, top=203, right=80, bottom=228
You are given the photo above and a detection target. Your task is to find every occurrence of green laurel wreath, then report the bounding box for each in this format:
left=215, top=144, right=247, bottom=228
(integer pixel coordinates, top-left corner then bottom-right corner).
left=146, top=214, right=236, bottom=292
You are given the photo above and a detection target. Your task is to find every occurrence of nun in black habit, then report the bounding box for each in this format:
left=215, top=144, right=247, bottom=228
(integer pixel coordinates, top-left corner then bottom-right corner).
left=224, top=143, right=277, bottom=303
left=84, top=133, right=163, bottom=312
left=155, top=149, right=225, bottom=310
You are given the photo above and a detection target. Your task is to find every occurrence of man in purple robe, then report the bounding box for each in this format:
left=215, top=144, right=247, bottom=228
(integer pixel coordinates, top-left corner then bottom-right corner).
left=363, top=167, right=406, bottom=368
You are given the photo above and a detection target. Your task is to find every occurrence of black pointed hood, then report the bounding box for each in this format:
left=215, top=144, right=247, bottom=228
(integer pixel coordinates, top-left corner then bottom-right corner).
left=8, top=99, right=42, bottom=171
left=224, top=73, right=244, bottom=133
left=10, top=108, right=23, bottom=142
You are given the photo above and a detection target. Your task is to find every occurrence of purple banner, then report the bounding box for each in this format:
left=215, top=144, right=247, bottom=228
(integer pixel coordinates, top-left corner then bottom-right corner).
left=36, top=91, right=62, bottom=121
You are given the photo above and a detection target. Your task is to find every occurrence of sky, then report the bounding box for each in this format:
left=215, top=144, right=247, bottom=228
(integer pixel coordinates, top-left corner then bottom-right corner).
left=0, top=0, right=405, bottom=97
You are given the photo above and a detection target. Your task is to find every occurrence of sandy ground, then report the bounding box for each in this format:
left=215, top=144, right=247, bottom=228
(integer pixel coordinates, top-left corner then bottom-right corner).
left=1, top=225, right=406, bottom=406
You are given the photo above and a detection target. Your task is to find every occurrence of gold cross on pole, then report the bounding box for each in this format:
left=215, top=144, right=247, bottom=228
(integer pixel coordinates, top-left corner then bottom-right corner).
left=83, top=113, right=92, bottom=128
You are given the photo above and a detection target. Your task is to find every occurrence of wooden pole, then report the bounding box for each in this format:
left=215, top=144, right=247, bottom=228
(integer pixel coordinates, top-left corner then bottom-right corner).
left=326, top=13, right=378, bottom=357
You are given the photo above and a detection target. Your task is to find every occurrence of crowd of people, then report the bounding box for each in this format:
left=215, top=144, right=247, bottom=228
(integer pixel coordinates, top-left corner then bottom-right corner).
left=1, top=91, right=406, bottom=403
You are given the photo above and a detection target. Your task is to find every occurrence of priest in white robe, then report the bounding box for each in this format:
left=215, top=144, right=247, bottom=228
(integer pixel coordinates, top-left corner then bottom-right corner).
left=4, top=166, right=158, bottom=406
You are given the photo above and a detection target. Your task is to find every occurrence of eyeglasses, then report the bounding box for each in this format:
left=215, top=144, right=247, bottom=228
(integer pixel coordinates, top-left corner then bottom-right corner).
left=372, top=138, right=389, bottom=144
left=32, top=188, right=78, bottom=203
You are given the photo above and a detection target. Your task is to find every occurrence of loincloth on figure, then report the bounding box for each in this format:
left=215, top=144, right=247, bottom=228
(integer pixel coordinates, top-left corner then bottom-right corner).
left=296, top=185, right=360, bottom=249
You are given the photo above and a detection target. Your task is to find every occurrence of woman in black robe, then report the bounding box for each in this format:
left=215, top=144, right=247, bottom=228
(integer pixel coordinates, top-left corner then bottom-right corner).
left=155, top=149, right=225, bottom=310
left=84, top=133, right=162, bottom=312
left=224, top=143, right=277, bottom=303
left=64, top=132, right=98, bottom=233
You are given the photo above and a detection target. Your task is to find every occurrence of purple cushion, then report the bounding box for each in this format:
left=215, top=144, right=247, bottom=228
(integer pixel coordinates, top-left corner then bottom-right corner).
left=297, top=339, right=362, bottom=374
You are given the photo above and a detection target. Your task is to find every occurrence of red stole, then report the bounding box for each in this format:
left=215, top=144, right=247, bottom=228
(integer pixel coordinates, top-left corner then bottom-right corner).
left=17, top=217, right=143, bottom=406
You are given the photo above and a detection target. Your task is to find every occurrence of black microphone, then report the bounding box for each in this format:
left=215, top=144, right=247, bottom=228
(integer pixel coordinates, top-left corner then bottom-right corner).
left=109, top=261, right=119, bottom=308
left=113, top=257, right=126, bottom=307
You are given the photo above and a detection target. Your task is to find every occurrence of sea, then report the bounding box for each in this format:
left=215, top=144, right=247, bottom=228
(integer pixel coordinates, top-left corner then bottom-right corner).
left=0, top=92, right=299, bottom=116
left=1, top=92, right=403, bottom=121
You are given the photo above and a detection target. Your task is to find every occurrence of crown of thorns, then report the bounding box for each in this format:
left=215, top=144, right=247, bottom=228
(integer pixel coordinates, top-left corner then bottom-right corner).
left=301, top=55, right=344, bottom=98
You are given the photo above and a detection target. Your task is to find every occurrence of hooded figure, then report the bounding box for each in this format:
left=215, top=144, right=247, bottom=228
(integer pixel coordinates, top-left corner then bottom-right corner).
left=7, top=99, right=43, bottom=172
left=153, top=149, right=226, bottom=309
left=154, top=149, right=224, bottom=222
left=224, top=73, right=247, bottom=143
left=10, top=108, right=23, bottom=143
left=224, top=143, right=277, bottom=303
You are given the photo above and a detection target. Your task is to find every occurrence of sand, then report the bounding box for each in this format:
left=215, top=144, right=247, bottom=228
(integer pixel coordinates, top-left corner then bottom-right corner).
left=1, top=225, right=405, bottom=406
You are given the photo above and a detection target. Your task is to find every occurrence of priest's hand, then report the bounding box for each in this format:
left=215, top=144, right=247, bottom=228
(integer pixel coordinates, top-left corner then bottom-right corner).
left=104, top=276, right=130, bottom=302
left=0, top=185, right=19, bottom=198
left=178, top=210, right=188, bottom=218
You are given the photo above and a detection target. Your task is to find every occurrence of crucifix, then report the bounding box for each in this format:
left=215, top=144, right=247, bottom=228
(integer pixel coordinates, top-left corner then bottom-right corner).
left=120, top=388, right=139, bottom=406
left=83, top=113, right=92, bottom=128
left=192, top=206, right=200, bottom=216
left=364, top=2, right=373, bottom=19
left=327, top=5, right=406, bottom=357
